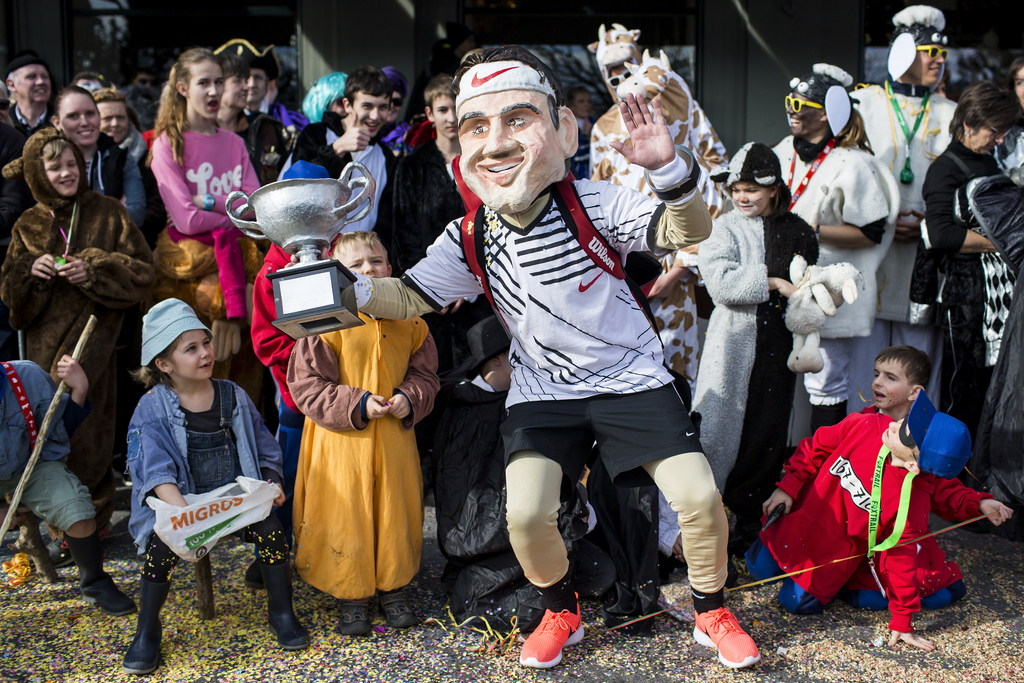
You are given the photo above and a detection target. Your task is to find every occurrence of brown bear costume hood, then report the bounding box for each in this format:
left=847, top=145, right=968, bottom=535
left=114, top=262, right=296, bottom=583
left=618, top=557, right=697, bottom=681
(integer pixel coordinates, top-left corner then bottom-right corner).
left=1, top=126, right=155, bottom=533
left=2, top=127, right=91, bottom=214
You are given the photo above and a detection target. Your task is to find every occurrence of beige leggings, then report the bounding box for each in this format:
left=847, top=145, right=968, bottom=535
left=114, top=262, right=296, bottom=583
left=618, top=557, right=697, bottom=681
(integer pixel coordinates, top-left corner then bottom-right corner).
left=505, top=450, right=728, bottom=594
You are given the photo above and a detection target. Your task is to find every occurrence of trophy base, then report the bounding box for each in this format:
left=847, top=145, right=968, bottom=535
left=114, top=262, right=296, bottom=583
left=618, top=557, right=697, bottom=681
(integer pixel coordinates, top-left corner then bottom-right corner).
left=266, top=260, right=365, bottom=339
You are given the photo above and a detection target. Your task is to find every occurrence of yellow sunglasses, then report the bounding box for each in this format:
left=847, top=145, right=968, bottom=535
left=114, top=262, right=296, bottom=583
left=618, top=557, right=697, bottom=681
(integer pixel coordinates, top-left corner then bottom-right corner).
left=785, top=95, right=824, bottom=113
left=917, top=45, right=949, bottom=59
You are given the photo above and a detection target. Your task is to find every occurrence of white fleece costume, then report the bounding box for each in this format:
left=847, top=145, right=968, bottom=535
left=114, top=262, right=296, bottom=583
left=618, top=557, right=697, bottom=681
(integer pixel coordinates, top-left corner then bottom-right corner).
left=773, top=137, right=900, bottom=405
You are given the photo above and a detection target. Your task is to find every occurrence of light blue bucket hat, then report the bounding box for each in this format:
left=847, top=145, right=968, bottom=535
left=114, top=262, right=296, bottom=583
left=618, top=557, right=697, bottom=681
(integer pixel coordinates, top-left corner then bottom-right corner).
left=141, top=299, right=211, bottom=366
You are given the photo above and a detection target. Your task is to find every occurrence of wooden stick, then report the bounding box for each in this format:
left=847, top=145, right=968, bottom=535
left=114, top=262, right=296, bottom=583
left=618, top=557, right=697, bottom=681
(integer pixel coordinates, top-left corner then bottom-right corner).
left=195, top=555, right=216, bottom=620
left=11, top=507, right=59, bottom=583
left=0, top=315, right=98, bottom=541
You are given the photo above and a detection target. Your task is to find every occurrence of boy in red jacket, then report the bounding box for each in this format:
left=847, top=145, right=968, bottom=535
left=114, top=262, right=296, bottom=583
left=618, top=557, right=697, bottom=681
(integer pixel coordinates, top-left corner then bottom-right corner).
left=249, top=160, right=331, bottom=587
left=746, top=346, right=1012, bottom=651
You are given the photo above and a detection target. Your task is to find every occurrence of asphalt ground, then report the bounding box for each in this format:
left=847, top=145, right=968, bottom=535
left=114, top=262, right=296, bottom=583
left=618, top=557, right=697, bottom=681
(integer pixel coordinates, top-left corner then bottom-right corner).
left=1, top=504, right=1022, bottom=682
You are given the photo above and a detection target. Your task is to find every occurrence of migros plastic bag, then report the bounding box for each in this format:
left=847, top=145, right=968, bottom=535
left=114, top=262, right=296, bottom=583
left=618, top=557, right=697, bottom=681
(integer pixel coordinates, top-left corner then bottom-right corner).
left=147, top=477, right=279, bottom=562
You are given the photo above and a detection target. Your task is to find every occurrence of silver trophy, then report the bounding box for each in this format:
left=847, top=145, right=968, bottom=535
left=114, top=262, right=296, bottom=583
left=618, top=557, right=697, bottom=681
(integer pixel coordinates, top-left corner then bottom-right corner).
left=226, top=161, right=375, bottom=339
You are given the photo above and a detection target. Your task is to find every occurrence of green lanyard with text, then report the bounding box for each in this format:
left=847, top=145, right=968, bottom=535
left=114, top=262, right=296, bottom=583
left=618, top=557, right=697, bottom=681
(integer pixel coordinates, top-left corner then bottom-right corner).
left=867, top=445, right=917, bottom=557
left=886, top=81, right=931, bottom=184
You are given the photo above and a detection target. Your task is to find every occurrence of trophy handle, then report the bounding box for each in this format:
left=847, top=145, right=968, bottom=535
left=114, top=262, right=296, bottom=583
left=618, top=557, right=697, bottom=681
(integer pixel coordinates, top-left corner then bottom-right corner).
left=225, top=190, right=266, bottom=239
left=334, top=161, right=376, bottom=225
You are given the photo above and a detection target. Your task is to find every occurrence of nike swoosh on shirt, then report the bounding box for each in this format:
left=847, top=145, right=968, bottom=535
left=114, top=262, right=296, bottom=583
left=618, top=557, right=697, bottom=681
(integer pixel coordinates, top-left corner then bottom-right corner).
left=471, top=66, right=519, bottom=88
left=578, top=273, right=602, bottom=292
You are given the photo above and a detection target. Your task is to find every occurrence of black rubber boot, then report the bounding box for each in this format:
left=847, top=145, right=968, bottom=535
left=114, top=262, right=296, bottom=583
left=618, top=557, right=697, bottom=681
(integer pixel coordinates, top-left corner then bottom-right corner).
left=244, top=559, right=265, bottom=589
left=122, top=578, right=171, bottom=675
left=809, top=401, right=847, bottom=435
left=64, top=531, right=137, bottom=616
left=260, top=562, right=310, bottom=650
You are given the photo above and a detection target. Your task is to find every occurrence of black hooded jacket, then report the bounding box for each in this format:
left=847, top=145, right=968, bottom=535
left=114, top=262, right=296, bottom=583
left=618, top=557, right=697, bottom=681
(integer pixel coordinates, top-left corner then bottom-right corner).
left=289, top=111, right=396, bottom=248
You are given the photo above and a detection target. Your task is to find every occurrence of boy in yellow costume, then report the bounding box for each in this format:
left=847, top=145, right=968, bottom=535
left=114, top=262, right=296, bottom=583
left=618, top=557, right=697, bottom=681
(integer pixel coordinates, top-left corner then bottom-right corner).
left=287, top=231, right=439, bottom=635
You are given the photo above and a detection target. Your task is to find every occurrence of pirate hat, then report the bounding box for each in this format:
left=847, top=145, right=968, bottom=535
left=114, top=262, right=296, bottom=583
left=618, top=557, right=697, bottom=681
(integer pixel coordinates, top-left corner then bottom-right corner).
left=214, top=39, right=280, bottom=81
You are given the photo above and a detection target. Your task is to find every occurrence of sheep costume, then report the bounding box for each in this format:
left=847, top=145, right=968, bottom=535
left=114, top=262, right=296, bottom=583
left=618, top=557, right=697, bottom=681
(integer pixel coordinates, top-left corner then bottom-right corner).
left=773, top=64, right=899, bottom=413
left=693, top=143, right=818, bottom=534
left=846, top=5, right=955, bottom=408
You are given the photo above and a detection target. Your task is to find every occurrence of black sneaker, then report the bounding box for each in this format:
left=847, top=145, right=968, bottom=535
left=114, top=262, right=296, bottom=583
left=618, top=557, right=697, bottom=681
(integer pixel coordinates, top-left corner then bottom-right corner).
left=47, top=537, right=74, bottom=568
left=338, top=601, right=372, bottom=635
left=379, top=589, right=418, bottom=629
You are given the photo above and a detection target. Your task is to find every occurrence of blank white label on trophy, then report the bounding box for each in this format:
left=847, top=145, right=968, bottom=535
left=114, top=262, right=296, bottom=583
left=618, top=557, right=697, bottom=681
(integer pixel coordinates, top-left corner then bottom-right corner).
left=278, top=271, right=335, bottom=314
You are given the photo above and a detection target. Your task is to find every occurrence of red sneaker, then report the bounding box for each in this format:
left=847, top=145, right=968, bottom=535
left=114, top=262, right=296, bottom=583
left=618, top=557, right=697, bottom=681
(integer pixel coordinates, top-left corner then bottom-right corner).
left=519, top=608, right=584, bottom=669
left=693, top=607, right=761, bottom=669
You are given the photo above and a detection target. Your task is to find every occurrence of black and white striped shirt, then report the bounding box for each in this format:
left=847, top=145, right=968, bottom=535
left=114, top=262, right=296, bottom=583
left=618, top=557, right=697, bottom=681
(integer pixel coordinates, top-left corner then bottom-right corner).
left=405, top=178, right=673, bottom=407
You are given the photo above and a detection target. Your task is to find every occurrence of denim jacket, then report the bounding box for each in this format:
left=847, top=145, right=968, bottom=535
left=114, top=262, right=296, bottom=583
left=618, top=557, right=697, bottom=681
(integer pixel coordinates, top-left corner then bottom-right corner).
left=126, top=381, right=283, bottom=553
left=0, top=361, right=71, bottom=481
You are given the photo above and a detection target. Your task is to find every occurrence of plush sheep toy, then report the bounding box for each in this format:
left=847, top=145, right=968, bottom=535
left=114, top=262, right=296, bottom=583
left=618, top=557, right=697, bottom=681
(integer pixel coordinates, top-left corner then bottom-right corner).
left=784, top=255, right=863, bottom=373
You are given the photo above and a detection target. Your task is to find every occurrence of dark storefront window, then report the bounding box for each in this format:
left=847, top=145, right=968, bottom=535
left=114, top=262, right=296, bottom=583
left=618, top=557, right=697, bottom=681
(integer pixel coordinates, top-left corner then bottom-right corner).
left=463, top=0, right=698, bottom=112
left=68, top=0, right=300, bottom=108
left=863, top=1, right=1022, bottom=100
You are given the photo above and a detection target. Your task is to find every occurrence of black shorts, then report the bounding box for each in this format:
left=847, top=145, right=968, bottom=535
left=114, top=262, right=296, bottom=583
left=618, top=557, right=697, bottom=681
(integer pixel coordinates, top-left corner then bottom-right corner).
left=500, top=383, right=703, bottom=488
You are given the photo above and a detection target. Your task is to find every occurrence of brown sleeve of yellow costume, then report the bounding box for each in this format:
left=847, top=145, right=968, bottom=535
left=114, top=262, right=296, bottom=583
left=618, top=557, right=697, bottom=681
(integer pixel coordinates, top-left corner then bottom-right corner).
left=287, top=335, right=369, bottom=431
left=77, top=204, right=155, bottom=309
left=395, top=331, right=440, bottom=430
left=651, top=195, right=713, bottom=250
left=0, top=223, right=55, bottom=330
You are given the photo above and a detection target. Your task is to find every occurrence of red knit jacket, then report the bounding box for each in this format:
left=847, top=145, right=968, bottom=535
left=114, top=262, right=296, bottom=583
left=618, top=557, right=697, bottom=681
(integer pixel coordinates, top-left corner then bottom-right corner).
left=761, top=407, right=991, bottom=632
left=251, top=244, right=299, bottom=412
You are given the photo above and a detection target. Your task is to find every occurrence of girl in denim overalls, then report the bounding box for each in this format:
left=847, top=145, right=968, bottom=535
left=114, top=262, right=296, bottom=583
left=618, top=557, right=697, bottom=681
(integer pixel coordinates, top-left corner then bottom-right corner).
left=121, top=299, right=309, bottom=676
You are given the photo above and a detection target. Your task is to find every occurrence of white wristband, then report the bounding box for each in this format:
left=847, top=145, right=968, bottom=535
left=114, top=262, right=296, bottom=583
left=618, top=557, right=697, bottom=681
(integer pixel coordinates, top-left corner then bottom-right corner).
left=352, top=272, right=374, bottom=308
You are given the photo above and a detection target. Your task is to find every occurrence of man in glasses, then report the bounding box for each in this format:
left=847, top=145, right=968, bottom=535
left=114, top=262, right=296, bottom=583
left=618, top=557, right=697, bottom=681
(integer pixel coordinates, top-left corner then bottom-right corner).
left=0, top=82, right=11, bottom=127
left=4, top=52, right=54, bottom=139
left=846, top=5, right=956, bottom=418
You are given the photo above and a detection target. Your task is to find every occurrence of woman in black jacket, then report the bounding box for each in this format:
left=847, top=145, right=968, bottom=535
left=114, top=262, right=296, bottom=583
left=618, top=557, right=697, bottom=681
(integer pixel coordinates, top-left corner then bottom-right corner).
left=922, top=80, right=1021, bottom=437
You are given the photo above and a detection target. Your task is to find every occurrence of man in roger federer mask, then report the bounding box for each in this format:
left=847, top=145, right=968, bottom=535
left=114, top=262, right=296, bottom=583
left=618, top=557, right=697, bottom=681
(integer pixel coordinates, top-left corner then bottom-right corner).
left=346, top=45, right=761, bottom=671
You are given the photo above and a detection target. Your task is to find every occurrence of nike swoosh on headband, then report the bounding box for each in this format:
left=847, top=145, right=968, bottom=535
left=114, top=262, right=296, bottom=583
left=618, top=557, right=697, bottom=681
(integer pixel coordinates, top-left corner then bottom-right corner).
left=471, top=66, right=519, bottom=88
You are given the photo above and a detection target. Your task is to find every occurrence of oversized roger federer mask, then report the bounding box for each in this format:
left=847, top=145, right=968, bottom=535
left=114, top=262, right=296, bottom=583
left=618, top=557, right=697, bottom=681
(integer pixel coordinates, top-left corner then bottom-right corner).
left=455, top=58, right=577, bottom=215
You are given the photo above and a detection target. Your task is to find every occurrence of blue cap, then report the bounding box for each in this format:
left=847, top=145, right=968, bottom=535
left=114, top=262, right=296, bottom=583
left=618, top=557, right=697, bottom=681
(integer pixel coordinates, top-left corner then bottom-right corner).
left=141, top=299, right=211, bottom=366
left=282, top=161, right=330, bottom=181
left=900, top=391, right=972, bottom=479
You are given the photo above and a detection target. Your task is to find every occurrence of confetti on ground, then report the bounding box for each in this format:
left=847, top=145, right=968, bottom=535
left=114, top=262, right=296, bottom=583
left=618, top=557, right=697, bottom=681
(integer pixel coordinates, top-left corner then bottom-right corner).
left=1, top=509, right=1022, bottom=682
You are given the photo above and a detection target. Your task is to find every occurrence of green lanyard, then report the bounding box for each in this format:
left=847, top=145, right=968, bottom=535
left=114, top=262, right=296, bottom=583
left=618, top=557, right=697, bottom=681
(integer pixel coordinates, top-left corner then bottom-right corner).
left=867, top=445, right=917, bottom=558
left=885, top=82, right=931, bottom=185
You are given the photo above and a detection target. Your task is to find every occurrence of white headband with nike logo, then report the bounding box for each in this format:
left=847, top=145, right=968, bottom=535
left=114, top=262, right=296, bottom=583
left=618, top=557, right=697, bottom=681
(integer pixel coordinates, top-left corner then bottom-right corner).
left=455, top=61, right=556, bottom=114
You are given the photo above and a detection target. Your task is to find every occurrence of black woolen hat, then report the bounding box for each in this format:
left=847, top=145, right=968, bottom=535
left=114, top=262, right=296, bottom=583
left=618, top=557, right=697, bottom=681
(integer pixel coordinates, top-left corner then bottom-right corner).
left=213, top=39, right=280, bottom=81
left=890, top=5, right=948, bottom=47
left=6, top=51, right=49, bottom=80
left=465, top=316, right=511, bottom=378
left=711, top=142, right=792, bottom=210
left=789, top=63, right=853, bottom=106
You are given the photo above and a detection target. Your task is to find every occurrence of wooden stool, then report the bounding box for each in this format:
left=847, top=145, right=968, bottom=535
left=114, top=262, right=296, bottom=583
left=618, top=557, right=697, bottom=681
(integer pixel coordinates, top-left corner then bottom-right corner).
left=7, top=506, right=59, bottom=583
left=195, top=555, right=215, bottom=620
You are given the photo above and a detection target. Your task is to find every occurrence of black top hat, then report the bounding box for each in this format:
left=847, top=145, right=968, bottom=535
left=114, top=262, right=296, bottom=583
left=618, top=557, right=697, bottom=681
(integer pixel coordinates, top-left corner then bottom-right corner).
left=465, top=316, right=511, bottom=378
left=214, top=39, right=280, bottom=81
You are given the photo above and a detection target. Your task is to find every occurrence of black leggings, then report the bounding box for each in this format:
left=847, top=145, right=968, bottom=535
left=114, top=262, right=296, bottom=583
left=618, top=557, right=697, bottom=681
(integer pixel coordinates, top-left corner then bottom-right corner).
left=143, top=514, right=289, bottom=583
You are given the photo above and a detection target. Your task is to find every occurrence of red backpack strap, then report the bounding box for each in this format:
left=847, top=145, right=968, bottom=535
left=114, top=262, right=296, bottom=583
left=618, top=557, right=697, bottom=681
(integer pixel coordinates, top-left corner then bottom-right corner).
left=2, top=362, right=39, bottom=453
left=552, top=177, right=626, bottom=280
left=452, top=157, right=509, bottom=326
